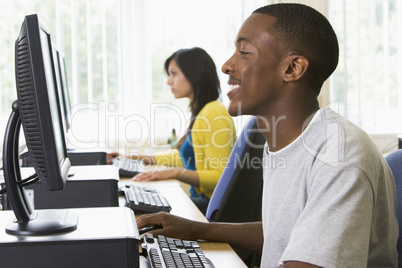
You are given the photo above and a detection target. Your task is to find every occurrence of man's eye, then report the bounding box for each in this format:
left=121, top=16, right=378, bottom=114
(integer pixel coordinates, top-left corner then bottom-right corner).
left=239, top=50, right=249, bottom=55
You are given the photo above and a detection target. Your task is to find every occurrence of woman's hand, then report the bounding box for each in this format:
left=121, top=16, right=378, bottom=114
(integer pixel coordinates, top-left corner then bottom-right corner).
left=132, top=168, right=180, bottom=182
left=106, top=152, right=121, bottom=164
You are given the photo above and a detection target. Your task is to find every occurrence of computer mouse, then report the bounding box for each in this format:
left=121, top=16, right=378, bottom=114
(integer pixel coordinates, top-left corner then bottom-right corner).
left=138, top=225, right=163, bottom=235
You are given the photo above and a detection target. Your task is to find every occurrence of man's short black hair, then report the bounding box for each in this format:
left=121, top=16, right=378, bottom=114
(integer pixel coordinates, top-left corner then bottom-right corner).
left=253, top=3, right=339, bottom=92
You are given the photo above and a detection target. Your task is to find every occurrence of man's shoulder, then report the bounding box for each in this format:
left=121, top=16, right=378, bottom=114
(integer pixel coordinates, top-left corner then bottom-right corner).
left=300, top=108, right=381, bottom=166
left=307, top=107, right=375, bottom=150
left=306, top=108, right=391, bottom=183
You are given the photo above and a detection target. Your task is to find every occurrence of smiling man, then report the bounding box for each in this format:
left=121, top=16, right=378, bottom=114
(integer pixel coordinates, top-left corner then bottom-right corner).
left=136, top=3, right=398, bottom=267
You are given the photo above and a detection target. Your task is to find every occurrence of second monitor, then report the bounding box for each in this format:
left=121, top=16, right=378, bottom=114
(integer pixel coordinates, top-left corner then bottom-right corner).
left=52, top=48, right=108, bottom=165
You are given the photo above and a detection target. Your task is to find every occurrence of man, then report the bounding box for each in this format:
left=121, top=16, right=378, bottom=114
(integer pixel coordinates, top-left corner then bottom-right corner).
left=137, top=3, right=398, bottom=267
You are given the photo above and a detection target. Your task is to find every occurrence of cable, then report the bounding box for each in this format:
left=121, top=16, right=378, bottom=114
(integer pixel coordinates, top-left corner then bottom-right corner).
left=0, top=173, right=39, bottom=195
left=18, top=174, right=39, bottom=188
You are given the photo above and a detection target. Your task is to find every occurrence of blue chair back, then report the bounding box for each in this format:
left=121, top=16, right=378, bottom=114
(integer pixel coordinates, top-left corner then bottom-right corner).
left=385, top=149, right=402, bottom=266
left=206, top=116, right=265, bottom=222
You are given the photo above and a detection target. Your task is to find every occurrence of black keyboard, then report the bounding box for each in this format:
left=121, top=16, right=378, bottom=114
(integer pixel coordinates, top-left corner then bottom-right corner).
left=143, top=234, right=215, bottom=268
left=113, top=157, right=143, bottom=177
left=123, top=185, right=172, bottom=213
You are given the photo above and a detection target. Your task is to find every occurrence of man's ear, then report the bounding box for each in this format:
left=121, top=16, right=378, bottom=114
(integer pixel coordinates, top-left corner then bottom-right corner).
left=283, top=55, right=309, bottom=82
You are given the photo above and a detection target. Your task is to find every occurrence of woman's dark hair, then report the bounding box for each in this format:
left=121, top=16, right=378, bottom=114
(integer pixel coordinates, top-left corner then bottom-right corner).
left=165, top=47, right=220, bottom=148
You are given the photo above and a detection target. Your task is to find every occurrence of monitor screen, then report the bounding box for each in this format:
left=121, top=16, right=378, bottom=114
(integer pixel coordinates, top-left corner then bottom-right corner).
left=40, top=38, right=66, bottom=172
left=52, top=47, right=68, bottom=137
left=53, top=48, right=72, bottom=134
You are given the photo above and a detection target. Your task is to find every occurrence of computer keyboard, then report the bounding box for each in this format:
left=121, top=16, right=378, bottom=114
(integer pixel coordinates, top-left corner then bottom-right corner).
left=123, top=185, right=172, bottom=214
left=112, top=157, right=144, bottom=177
left=142, top=234, right=215, bottom=268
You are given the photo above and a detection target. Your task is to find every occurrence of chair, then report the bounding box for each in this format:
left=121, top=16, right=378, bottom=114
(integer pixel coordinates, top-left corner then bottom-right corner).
left=385, top=149, right=402, bottom=267
left=205, top=116, right=266, bottom=267
left=206, top=116, right=265, bottom=222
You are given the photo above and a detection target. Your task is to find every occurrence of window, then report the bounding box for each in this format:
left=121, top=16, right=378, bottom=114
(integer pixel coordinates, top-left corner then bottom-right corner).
left=0, top=0, right=268, bottom=153
left=329, top=0, right=402, bottom=135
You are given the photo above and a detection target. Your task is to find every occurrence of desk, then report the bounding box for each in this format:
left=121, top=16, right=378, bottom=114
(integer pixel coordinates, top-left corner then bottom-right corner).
left=119, top=179, right=247, bottom=268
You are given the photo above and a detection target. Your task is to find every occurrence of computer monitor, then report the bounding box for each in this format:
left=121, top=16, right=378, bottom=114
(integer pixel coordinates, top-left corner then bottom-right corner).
left=2, top=14, right=77, bottom=236
left=54, top=48, right=72, bottom=134
left=51, top=48, right=109, bottom=165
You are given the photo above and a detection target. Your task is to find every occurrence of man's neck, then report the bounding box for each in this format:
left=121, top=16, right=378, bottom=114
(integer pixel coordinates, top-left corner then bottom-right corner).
left=257, top=105, right=319, bottom=152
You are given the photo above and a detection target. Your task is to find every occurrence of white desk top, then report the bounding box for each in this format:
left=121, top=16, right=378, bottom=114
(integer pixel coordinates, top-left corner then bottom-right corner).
left=0, top=207, right=139, bottom=242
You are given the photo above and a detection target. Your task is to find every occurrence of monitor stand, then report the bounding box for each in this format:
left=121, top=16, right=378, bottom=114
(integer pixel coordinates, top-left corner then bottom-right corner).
left=0, top=207, right=140, bottom=268
left=2, top=101, right=78, bottom=236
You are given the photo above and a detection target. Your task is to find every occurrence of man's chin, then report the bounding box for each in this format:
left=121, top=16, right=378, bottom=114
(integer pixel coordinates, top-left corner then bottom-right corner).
left=228, top=102, right=244, bottom=117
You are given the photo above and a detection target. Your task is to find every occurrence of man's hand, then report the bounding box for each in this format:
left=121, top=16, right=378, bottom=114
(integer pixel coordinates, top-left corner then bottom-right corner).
left=136, top=211, right=202, bottom=240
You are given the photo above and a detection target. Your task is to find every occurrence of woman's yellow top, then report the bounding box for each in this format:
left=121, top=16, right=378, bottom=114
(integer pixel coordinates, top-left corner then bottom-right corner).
left=154, top=100, right=236, bottom=199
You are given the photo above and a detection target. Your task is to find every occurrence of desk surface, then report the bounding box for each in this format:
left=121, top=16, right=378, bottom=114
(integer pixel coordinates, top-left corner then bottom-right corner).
left=119, top=179, right=247, bottom=268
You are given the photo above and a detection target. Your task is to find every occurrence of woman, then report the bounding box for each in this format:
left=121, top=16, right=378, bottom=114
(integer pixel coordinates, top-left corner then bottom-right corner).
left=117, top=47, right=236, bottom=214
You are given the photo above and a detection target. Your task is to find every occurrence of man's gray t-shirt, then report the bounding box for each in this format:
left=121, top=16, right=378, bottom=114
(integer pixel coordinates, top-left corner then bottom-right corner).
left=261, top=107, right=398, bottom=268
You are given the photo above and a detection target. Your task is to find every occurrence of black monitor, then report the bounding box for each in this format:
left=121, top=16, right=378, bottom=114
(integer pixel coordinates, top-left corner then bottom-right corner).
left=1, top=14, right=77, bottom=236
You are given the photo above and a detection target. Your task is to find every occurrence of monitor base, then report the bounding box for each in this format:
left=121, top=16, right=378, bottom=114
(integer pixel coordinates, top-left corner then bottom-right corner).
left=6, top=209, right=78, bottom=236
